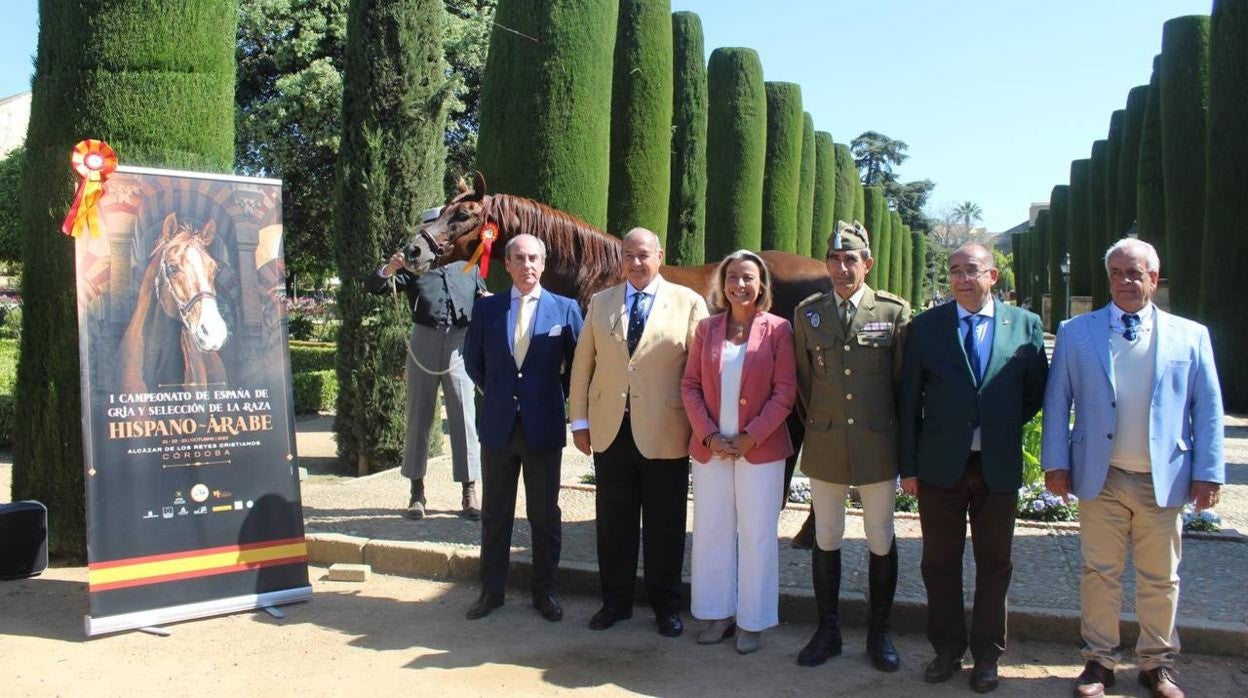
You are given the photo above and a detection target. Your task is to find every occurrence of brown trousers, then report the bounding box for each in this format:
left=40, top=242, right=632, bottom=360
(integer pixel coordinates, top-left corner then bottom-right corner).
left=917, top=454, right=1019, bottom=662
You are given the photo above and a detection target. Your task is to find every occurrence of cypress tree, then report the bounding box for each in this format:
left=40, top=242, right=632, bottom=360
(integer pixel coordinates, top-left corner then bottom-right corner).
left=666, top=10, right=707, bottom=266
left=1160, top=15, right=1211, bottom=317
left=808, top=131, right=836, bottom=260
left=911, top=229, right=927, bottom=308
left=1069, top=159, right=1092, bottom=298
left=760, top=82, right=803, bottom=252
left=1049, top=185, right=1071, bottom=330
left=852, top=177, right=866, bottom=221
left=476, top=0, right=618, bottom=229
left=832, top=143, right=856, bottom=225
left=13, top=0, right=237, bottom=555
left=1137, top=55, right=1168, bottom=259
left=794, top=112, right=816, bottom=257
left=889, top=210, right=904, bottom=295
left=865, top=187, right=890, bottom=291
left=900, top=224, right=913, bottom=301
left=1116, top=86, right=1148, bottom=240
left=608, top=0, right=673, bottom=239
left=705, top=47, right=766, bottom=260
left=1034, top=209, right=1051, bottom=301
left=1089, top=140, right=1111, bottom=307
left=1011, top=232, right=1024, bottom=305
left=1201, top=0, right=1248, bottom=409
left=334, top=0, right=451, bottom=475
left=1104, top=110, right=1125, bottom=250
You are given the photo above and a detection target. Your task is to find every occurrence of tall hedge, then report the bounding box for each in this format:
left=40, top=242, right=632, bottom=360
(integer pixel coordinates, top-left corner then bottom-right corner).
left=13, top=0, right=238, bottom=555
left=833, top=142, right=856, bottom=224
left=760, top=82, right=803, bottom=253
left=794, top=112, right=816, bottom=257
left=1104, top=109, right=1125, bottom=253
left=864, top=186, right=889, bottom=290
left=1137, top=55, right=1168, bottom=259
left=1068, top=159, right=1092, bottom=298
left=889, top=210, right=905, bottom=295
left=1201, top=0, right=1248, bottom=409
left=1048, top=185, right=1071, bottom=330
left=334, top=0, right=450, bottom=474
left=666, top=10, right=707, bottom=266
left=1089, top=140, right=1110, bottom=307
left=808, top=131, right=836, bottom=260
left=476, top=0, right=618, bottom=229
left=1034, top=208, right=1051, bottom=300
left=911, top=229, right=927, bottom=308
left=1011, top=232, right=1024, bottom=305
left=1116, top=86, right=1148, bottom=240
left=705, top=47, right=766, bottom=259
left=608, top=0, right=672, bottom=239
left=852, top=176, right=866, bottom=221
left=1160, top=15, right=1211, bottom=317
left=900, top=223, right=913, bottom=301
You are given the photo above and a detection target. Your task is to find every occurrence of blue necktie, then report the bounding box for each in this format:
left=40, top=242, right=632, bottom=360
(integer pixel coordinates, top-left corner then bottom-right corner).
left=963, top=314, right=982, bottom=386
left=1122, top=313, right=1141, bottom=342
left=627, top=292, right=648, bottom=355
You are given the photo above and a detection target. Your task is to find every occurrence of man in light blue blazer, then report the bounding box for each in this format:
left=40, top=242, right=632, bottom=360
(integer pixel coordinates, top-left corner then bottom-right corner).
left=1042, top=238, right=1223, bottom=698
left=462, top=234, right=583, bottom=623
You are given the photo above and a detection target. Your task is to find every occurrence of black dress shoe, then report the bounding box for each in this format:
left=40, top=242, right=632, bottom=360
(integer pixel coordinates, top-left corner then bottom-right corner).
left=970, top=661, right=1000, bottom=693
left=465, top=592, right=503, bottom=620
left=588, top=605, right=632, bottom=630
left=923, top=654, right=964, bottom=683
left=532, top=593, right=563, bottom=622
left=656, top=612, right=684, bottom=637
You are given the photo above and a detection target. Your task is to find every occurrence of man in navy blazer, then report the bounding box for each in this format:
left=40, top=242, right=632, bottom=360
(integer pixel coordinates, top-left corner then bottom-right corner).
left=1042, top=238, right=1223, bottom=698
left=462, top=233, right=583, bottom=622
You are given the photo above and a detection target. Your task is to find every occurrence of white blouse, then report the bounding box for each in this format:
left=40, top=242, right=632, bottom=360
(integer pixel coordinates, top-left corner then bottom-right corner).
left=717, top=339, right=746, bottom=438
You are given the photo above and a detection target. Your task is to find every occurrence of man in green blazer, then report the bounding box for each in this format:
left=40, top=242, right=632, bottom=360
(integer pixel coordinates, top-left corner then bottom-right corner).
left=897, top=244, right=1048, bottom=693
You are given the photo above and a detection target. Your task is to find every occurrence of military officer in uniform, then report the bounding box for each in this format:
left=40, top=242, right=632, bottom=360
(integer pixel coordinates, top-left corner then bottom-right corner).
left=792, top=220, right=911, bottom=673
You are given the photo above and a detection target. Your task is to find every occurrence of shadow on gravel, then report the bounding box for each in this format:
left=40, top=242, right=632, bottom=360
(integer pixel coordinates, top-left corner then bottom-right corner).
left=0, top=577, right=87, bottom=643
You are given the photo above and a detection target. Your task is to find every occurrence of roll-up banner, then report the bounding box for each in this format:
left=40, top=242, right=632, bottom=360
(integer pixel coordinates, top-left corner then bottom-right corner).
left=72, top=162, right=310, bottom=636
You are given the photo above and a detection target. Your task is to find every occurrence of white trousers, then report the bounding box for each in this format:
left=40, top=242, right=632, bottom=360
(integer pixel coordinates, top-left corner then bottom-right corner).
left=691, top=456, right=785, bottom=632
left=811, top=478, right=896, bottom=555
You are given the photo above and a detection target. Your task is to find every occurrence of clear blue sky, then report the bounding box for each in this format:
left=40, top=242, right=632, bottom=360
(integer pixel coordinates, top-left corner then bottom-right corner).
left=0, top=0, right=1215, bottom=232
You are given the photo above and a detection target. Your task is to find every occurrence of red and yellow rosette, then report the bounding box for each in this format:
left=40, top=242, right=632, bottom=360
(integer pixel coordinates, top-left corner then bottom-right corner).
left=61, top=139, right=118, bottom=237
left=461, top=220, right=499, bottom=278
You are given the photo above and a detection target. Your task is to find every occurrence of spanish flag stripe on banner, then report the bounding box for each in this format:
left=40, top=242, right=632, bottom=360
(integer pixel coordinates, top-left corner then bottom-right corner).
left=88, top=540, right=307, bottom=590
left=90, top=556, right=309, bottom=593
left=89, top=536, right=306, bottom=570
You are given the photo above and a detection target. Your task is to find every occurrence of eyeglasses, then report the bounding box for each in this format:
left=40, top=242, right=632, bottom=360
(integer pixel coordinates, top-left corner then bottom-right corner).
left=1108, top=269, right=1148, bottom=282
left=948, top=268, right=992, bottom=281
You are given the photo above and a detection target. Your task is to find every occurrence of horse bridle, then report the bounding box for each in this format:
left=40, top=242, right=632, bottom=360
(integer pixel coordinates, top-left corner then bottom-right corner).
left=155, top=243, right=217, bottom=332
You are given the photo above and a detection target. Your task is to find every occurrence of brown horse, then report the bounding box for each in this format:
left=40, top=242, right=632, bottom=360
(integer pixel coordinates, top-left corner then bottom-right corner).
left=119, top=213, right=229, bottom=393
left=409, top=173, right=833, bottom=321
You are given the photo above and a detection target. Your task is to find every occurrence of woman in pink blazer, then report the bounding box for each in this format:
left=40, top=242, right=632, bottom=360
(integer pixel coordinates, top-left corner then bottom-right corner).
left=681, top=249, right=797, bottom=654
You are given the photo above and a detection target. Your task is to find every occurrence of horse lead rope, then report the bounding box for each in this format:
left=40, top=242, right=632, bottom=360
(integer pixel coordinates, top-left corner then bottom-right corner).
left=388, top=275, right=461, bottom=377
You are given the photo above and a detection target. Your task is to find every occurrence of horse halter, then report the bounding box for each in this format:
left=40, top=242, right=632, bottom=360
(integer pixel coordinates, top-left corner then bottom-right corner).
left=154, top=243, right=217, bottom=332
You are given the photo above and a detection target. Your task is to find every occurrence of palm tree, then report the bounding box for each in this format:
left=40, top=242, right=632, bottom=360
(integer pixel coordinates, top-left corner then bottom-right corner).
left=954, top=201, right=983, bottom=237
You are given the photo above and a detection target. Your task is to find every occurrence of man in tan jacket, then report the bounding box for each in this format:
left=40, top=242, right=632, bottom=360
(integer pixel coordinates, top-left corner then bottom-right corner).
left=570, top=228, right=708, bottom=638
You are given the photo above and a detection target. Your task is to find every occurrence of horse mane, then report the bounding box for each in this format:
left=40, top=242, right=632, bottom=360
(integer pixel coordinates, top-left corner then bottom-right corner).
left=484, top=194, right=622, bottom=306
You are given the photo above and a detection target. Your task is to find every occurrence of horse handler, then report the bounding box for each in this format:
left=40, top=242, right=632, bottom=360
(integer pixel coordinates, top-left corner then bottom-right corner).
left=792, top=221, right=910, bottom=672
left=364, top=206, right=487, bottom=521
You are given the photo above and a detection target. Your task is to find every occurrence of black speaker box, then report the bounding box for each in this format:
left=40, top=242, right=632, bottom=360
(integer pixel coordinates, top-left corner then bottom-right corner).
left=0, top=501, right=49, bottom=580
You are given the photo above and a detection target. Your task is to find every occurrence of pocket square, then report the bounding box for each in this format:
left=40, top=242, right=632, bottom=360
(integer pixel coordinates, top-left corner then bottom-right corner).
left=548, top=325, right=563, bottom=337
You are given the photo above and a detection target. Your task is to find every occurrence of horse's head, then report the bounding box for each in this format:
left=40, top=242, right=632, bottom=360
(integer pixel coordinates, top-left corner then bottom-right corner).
left=153, top=212, right=228, bottom=352
left=404, top=172, right=490, bottom=273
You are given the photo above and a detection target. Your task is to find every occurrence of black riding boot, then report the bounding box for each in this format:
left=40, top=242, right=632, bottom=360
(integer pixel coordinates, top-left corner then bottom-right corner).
left=866, top=539, right=901, bottom=672
left=797, top=546, right=842, bottom=666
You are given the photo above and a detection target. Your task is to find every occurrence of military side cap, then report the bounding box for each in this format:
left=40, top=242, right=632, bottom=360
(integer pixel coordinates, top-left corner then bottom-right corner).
left=828, top=219, right=870, bottom=252
left=419, top=206, right=443, bottom=224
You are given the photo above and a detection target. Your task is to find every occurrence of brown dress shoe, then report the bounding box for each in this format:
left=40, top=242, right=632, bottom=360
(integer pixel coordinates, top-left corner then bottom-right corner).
left=461, top=481, right=481, bottom=521
left=1138, top=666, right=1184, bottom=698
left=1074, top=661, right=1114, bottom=697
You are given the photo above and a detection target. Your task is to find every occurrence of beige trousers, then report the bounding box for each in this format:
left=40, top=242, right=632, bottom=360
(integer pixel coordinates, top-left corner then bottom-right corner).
left=810, top=478, right=896, bottom=555
left=1078, top=466, right=1182, bottom=670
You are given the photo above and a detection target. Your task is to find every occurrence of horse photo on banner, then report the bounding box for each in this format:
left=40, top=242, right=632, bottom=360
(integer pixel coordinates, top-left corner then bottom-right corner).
left=73, top=164, right=309, bottom=636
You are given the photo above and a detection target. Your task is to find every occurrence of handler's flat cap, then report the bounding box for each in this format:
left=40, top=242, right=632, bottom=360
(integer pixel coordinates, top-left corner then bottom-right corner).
left=828, top=219, right=870, bottom=253
left=419, top=206, right=443, bottom=224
